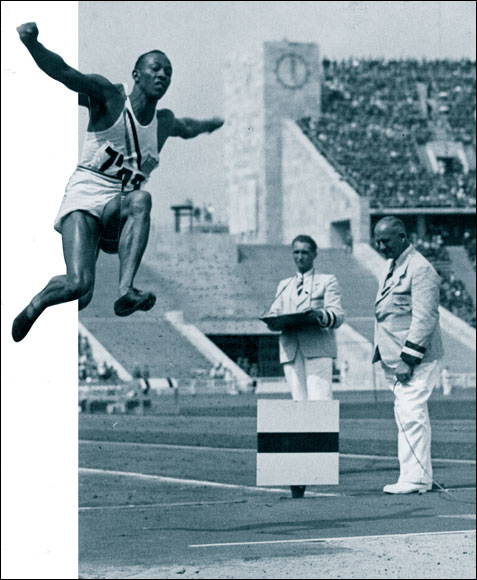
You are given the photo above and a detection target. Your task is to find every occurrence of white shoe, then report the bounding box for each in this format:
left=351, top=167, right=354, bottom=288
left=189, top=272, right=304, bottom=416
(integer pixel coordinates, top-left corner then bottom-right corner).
left=383, top=482, right=431, bottom=494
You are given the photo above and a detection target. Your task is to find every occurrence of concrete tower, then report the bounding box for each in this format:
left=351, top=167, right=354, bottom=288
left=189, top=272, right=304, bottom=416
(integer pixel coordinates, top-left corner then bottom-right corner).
left=224, top=41, right=321, bottom=243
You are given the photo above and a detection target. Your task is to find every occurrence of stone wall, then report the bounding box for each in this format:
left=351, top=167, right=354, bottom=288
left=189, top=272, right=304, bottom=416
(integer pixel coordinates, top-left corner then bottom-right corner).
left=224, top=41, right=322, bottom=243
left=224, top=45, right=265, bottom=241
left=282, top=119, right=370, bottom=247
left=263, top=42, right=321, bottom=243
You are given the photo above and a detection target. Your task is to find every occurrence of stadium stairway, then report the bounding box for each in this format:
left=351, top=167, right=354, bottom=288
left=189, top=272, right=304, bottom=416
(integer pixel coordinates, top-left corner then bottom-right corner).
left=81, top=234, right=475, bottom=379
left=237, top=244, right=476, bottom=373
left=145, top=234, right=377, bottom=335
left=447, top=245, right=476, bottom=306
left=144, top=233, right=267, bottom=322
left=236, top=243, right=378, bottom=340
left=79, top=251, right=212, bottom=379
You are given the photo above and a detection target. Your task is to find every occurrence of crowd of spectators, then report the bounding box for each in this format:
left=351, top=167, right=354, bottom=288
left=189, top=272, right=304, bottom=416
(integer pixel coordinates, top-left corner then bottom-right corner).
left=405, top=230, right=476, bottom=328
left=78, top=333, right=120, bottom=384
left=463, top=230, right=476, bottom=270
left=438, top=271, right=476, bottom=328
left=299, top=58, right=475, bottom=209
left=409, top=231, right=449, bottom=262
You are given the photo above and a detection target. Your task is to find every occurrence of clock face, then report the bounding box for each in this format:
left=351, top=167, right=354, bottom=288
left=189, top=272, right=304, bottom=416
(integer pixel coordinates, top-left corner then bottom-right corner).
left=275, top=53, right=310, bottom=89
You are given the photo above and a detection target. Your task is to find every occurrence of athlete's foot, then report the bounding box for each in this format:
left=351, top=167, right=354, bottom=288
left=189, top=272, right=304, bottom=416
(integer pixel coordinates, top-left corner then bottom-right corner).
left=138, top=292, right=156, bottom=312
left=114, top=288, right=156, bottom=317
left=12, top=304, right=41, bottom=342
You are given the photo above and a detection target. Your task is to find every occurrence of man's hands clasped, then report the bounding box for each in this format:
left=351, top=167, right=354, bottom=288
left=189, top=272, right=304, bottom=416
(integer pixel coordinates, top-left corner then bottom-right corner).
left=395, top=360, right=414, bottom=383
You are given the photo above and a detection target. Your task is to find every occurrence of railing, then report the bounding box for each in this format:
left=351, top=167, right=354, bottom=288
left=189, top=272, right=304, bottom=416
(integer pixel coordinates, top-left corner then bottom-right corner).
left=78, top=384, right=151, bottom=414
left=78, top=372, right=475, bottom=411
left=172, top=377, right=257, bottom=395
left=446, top=372, right=476, bottom=389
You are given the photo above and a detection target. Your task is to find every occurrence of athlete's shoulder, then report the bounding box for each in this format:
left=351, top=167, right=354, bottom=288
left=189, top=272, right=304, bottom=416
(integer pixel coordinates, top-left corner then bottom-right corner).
left=87, top=79, right=124, bottom=108
left=113, top=83, right=126, bottom=95
left=156, top=108, right=175, bottom=120
left=83, top=74, right=122, bottom=94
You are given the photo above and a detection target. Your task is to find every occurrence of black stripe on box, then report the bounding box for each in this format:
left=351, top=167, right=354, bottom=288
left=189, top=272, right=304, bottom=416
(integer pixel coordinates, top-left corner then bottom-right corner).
left=257, top=432, right=339, bottom=453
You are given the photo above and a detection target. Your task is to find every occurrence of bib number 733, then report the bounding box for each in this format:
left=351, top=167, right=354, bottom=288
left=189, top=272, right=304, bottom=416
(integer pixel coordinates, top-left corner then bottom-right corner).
left=98, top=145, right=146, bottom=190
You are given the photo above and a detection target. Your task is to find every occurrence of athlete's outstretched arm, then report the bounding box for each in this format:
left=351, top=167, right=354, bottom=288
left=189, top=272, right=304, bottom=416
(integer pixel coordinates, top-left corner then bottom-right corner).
left=78, top=93, right=90, bottom=108
left=17, top=22, right=116, bottom=101
left=170, top=116, right=225, bottom=139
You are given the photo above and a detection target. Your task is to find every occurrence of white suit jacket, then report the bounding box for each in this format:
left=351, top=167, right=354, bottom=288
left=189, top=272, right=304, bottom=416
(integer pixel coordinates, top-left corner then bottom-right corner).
left=373, top=245, right=444, bottom=368
left=269, top=268, right=344, bottom=363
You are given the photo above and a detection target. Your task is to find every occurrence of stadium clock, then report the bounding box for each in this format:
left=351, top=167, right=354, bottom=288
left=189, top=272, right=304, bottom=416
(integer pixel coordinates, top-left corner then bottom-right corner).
left=275, top=53, right=310, bottom=89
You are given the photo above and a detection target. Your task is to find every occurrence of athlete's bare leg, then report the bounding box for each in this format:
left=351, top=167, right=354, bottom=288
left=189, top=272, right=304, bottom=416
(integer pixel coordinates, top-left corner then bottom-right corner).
left=100, top=190, right=156, bottom=317
left=12, top=211, right=100, bottom=341
left=78, top=243, right=101, bottom=311
left=117, top=190, right=152, bottom=295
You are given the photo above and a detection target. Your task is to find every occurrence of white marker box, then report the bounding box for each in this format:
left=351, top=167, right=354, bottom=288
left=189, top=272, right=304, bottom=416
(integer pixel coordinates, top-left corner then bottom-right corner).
left=257, top=400, right=339, bottom=486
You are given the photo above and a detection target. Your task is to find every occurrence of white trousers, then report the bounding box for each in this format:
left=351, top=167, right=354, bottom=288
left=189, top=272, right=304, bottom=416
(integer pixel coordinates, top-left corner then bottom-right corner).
left=382, top=359, right=441, bottom=486
left=283, top=346, right=333, bottom=401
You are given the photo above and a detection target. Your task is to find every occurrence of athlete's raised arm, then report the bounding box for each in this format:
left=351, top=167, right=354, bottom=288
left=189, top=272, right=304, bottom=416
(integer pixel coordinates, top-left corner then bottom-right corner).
left=17, top=22, right=117, bottom=102
left=170, top=115, right=225, bottom=139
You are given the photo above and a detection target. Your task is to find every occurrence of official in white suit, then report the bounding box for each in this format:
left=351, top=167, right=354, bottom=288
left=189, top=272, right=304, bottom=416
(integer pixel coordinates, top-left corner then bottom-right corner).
left=373, top=217, right=443, bottom=495
left=268, top=235, right=344, bottom=401
left=265, top=235, right=344, bottom=498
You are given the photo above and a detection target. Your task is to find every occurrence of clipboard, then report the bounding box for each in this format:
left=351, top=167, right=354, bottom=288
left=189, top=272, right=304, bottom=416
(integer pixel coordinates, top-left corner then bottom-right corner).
left=260, top=309, right=315, bottom=331
left=260, top=271, right=317, bottom=331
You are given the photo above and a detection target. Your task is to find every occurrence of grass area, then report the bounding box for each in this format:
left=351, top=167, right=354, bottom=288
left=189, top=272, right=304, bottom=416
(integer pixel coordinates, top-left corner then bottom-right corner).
left=145, top=391, right=476, bottom=419
left=79, top=390, right=476, bottom=460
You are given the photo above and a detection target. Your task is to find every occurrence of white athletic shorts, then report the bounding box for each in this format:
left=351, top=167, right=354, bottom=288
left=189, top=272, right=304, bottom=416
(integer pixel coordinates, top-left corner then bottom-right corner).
left=54, top=167, right=125, bottom=233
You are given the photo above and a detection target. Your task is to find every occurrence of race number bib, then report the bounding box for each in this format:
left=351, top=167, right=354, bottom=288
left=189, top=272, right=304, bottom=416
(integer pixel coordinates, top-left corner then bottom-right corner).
left=92, top=142, right=150, bottom=190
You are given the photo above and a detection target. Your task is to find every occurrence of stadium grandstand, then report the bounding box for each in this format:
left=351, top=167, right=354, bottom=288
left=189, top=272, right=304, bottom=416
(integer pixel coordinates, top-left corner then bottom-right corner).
left=298, top=57, right=476, bottom=326
left=79, top=42, right=476, bottom=404
left=300, top=58, right=475, bottom=209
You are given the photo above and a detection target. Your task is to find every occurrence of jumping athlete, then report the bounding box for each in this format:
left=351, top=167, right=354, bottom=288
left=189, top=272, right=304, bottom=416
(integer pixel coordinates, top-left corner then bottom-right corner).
left=12, top=22, right=224, bottom=342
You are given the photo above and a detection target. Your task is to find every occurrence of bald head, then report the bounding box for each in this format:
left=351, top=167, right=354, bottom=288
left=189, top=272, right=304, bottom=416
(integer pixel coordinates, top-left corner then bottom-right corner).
left=374, top=217, right=409, bottom=260
left=375, top=217, right=407, bottom=235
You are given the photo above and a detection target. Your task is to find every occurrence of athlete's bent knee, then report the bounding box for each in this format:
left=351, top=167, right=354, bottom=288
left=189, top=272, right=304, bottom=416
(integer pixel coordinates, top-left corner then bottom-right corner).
left=65, top=275, right=93, bottom=301
left=128, top=190, right=152, bottom=214
left=78, top=289, right=94, bottom=311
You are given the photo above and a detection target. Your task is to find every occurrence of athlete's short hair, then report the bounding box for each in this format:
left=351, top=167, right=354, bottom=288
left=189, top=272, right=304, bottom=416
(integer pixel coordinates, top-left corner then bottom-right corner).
left=134, top=50, right=169, bottom=72
left=292, top=234, right=318, bottom=253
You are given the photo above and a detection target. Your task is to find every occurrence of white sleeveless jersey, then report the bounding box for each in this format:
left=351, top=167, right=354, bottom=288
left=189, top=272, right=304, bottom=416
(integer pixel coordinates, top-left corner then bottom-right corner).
left=78, top=88, right=159, bottom=192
